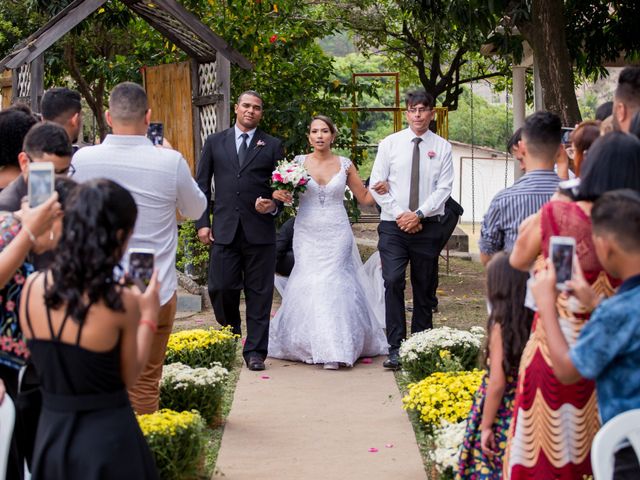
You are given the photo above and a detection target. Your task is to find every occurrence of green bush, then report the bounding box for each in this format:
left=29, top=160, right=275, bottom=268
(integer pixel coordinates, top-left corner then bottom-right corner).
left=176, top=220, right=209, bottom=284
left=137, top=409, right=207, bottom=480
left=164, top=326, right=238, bottom=370
left=160, top=362, right=228, bottom=425
left=399, top=326, right=484, bottom=382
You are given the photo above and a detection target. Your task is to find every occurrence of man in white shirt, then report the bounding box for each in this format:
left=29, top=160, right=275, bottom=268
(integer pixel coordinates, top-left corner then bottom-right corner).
left=73, top=82, right=207, bottom=413
left=370, top=90, right=454, bottom=370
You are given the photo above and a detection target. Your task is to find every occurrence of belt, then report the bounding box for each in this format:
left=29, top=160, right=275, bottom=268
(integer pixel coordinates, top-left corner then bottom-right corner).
left=42, top=389, right=129, bottom=412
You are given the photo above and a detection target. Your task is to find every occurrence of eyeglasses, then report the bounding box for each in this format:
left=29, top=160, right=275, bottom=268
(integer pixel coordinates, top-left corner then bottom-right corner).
left=26, top=154, right=76, bottom=176
left=407, top=107, right=432, bottom=115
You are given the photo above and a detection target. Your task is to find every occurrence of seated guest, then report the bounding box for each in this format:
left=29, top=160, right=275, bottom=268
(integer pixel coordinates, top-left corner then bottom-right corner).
left=531, top=189, right=640, bottom=480
left=0, top=106, right=38, bottom=190
left=0, top=122, right=73, bottom=212
left=275, top=217, right=295, bottom=277
left=19, top=179, right=160, bottom=479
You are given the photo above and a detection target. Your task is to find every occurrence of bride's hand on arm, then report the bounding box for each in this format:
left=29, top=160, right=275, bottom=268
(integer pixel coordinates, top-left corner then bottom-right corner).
left=272, top=190, right=293, bottom=204
left=346, top=165, right=378, bottom=206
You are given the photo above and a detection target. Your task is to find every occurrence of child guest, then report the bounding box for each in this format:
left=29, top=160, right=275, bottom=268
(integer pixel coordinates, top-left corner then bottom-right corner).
left=457, top=252, right=534, bottom=479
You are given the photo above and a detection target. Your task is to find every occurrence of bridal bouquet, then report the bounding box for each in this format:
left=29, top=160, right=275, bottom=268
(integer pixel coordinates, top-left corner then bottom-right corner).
left=271, top=159, right=310, bottom=205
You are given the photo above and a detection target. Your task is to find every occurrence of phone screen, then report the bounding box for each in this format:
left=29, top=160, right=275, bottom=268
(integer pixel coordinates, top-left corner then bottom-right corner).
left=561, top=127, right=574, bottom=146
left=29, top=167, right=54, bottom=207
left=129, top=251, right=154, bottom=292
left=147, top=122, right=164, bottom=146
left=551, top=242, right=574, bottom=285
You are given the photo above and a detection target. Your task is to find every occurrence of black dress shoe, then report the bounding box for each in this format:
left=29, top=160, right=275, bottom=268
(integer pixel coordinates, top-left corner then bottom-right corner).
left=432, top=305, right=439, bottom=314
left=247, top=357, right=265, bottom=371
left=383, top=352, right=401, bottom=370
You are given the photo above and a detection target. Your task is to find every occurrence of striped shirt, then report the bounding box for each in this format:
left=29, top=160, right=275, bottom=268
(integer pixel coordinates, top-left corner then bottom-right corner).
left=479, top=170, right=560, bottom=254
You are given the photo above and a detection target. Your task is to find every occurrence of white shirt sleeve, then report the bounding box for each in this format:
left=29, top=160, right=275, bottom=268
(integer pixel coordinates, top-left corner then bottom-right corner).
left=176, top=156, right=207, bottom=219
left=419, top=144, right=453, bottom=216
left=370, top=139, right=404, bottom=218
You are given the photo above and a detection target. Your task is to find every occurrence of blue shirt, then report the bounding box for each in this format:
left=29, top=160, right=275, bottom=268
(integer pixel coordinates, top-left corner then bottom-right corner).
left=570, top=274, right=640, bottom=423
left=479, top=170, right=560, bottom=254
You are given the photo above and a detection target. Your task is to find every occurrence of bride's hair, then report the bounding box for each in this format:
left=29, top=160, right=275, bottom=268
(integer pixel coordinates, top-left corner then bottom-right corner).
left=311, top=115, right=337, bottom=136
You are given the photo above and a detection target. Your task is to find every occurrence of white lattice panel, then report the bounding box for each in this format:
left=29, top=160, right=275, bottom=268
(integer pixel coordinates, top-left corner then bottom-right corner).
left=198, top=61, right=217, bottom=96
left=200, top=104, right=217, bottom=144
left=17, top=64, right=31, bottom=98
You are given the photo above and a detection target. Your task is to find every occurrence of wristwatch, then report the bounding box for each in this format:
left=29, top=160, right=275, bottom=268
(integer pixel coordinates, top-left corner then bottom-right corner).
left=415, top=209, right=425, bottom=220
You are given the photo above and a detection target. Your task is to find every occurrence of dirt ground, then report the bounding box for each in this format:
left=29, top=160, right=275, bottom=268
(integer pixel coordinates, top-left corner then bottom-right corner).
left=175, top=223, right=487, bottom=334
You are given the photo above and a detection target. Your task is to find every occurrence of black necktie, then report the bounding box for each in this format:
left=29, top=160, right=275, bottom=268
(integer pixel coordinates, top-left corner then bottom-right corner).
left=409, top=137, right=422, bottom=211
left=238, top=133, right=249, bottom=167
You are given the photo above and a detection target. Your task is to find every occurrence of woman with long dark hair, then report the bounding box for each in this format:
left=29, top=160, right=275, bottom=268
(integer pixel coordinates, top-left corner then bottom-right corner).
left=19, top=179, right=160, bottom=479
left=457, top=252, right=534, bottom=479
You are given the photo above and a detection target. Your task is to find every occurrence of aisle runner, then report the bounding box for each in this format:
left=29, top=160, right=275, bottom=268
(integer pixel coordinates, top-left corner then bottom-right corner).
left=214, top=357, right=426, bottom=479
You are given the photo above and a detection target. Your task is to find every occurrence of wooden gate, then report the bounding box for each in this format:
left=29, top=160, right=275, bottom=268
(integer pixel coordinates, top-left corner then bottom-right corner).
left=143, top=61, right=196, bottom=173
left=143, top=59, right=229, bottom=175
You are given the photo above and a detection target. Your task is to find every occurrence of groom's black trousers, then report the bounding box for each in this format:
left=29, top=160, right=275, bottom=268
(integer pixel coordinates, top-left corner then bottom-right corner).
left=208, top=223, right=275, bottom=361
left=378, top=220, right=442, bottom=353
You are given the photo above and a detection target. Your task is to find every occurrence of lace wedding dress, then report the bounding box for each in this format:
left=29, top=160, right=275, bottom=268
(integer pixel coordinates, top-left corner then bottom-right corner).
left=268, top=155, right=388, bottom=366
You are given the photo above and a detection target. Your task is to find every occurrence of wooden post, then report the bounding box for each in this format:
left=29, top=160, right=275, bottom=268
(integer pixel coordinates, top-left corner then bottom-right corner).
left=215, top=54, right=230, bottom=132
left=30, top=55, right=44, bottom=113
left=0, top=70, right=12, bottom=110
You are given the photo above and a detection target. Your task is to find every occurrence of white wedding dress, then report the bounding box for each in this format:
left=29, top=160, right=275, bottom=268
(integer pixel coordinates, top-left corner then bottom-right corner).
left=268, top=155, right=388, bottom=366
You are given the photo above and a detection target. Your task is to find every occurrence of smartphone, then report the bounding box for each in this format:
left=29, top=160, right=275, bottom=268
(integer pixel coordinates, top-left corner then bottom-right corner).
left=147, top=122, right=164, bottom=146
left=128, top=248, right=155, bottom=292
left=550, top=236, right=575, bottom=290
left=561, top=127, right=574, bottom=146
left=28, top=162, right=54, bottom=208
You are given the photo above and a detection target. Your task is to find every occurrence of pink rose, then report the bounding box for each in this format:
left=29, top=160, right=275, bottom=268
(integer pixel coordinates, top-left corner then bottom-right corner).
left=298, top=178, right=308, bottom=186
left=428, top=150, right=436, bottom=158
left=273, top=173, right=283, bottom=182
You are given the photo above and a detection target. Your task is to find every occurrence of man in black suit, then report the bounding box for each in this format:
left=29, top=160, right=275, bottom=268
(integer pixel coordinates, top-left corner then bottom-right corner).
left=196, top=90, right=284, bottom=371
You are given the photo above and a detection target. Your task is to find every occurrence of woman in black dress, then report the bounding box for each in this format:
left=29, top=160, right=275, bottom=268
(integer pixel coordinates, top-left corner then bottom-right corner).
left=19, top=179, right=161, bottom=479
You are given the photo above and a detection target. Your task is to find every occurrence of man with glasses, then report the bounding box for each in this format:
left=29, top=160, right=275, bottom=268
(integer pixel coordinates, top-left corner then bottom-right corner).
left=0, top=122, right=73, bottom=212
left=370, top=89, right=454, bottom=370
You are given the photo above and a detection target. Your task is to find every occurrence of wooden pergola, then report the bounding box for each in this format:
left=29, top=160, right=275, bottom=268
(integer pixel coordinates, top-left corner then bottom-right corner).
left=0, top=0, right=251, bottom=170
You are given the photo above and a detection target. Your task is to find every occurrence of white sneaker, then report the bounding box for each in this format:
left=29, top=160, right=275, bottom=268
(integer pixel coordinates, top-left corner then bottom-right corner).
left=323, top=362, right=339, bottom=370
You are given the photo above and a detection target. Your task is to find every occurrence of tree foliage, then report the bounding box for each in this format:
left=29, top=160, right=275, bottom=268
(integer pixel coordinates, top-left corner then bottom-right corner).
left=327, top=0, right=509, bottom=111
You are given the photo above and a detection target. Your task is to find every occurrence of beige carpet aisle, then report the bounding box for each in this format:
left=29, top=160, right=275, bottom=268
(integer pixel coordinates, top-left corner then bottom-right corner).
left=213, top=357, right=427, bottom=480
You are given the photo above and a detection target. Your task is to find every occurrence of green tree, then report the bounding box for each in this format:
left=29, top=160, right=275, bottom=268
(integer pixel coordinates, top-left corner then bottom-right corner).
left=327, top=0, right=510, bottom=111
left=448, top=87, right=512, bottom=150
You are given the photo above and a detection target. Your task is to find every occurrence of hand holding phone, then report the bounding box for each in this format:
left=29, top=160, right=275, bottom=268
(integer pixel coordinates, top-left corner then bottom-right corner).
left=550, top=236, right=575, bottom=290
left=147, top=122, right=164, bottom=146
left=28, top=162, right=55, bottom=208
left=128, top=248, right=155, bottom=292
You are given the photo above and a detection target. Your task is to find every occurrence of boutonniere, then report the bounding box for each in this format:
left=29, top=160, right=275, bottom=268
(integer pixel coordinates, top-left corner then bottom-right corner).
left=427, top=150, right=436, bottom=158
left=256, top=139, right=266, bottom=148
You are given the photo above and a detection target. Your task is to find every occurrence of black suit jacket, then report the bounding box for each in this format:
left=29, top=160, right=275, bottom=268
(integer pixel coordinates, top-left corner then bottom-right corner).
left=195, top=127, right=284, bottom=245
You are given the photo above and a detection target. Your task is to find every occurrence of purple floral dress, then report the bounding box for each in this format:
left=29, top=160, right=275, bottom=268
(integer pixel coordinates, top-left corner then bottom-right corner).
left=0, top=212, right=34, bottom=371
left=456, top=371, right=518, bottom=479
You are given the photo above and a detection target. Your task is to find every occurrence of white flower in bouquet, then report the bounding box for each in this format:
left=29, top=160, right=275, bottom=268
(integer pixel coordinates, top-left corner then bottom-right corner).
left=430, top=420, right=466, bottom=473
left=271, top=159, right=310, bottom=194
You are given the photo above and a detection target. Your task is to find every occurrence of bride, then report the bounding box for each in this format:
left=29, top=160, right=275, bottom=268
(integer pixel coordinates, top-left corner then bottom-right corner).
left=269, top=115, right=388, bottom=370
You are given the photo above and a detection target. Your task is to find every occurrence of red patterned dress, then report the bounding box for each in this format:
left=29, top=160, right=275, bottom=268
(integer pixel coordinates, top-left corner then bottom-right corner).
left=505, top=201, right=618, bottom=479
